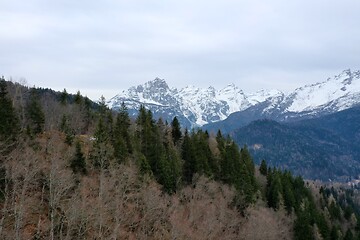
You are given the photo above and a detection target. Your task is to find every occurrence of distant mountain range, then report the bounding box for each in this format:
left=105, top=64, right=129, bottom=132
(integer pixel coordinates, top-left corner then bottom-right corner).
left=109, top=69, right=360, bottom=130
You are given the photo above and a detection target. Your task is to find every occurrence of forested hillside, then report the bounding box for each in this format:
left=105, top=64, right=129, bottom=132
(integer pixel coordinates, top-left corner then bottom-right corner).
left=1, top=78, right=360, bottom=239
left=232, top=107, right=360, bottom=182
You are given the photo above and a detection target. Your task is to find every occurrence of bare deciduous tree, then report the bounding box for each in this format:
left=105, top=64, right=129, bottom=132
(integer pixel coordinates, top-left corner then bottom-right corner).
left=44, top=134, right=75, bottom=240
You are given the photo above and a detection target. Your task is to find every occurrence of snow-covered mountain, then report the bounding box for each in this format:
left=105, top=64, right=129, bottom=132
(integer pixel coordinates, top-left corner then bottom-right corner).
left=108, top=69, right=360, bottom=129
left=282, top=69, right=360, bottom=115
left=108, top=78, right=281, bottom=128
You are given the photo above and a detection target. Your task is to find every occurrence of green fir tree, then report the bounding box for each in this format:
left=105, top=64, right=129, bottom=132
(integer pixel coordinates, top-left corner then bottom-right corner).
left=171, top=116, right=182, bottom=145
left=74, top=90, right=82, bottom=104
left=112, top=102, right=132, bottom=163
left=259, top=159, right=268, bottom=175
left=26, top=88, right=45, bottom=136
left=182, top=129, right=196, bottom=184
left=70, top=141, right=87, bottom=175
left=0, top=77, right=19, bottom=143
left=344, top=229, right=354, bottom=240
left=60, top=88, right=68, bottom=105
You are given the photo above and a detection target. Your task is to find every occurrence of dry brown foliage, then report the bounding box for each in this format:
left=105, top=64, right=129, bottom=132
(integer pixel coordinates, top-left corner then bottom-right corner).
left=0, top=131, right=295, bottom=239
left=169, top=176, right=242, bottom=240
left=238, top=204, right=294, bottom=240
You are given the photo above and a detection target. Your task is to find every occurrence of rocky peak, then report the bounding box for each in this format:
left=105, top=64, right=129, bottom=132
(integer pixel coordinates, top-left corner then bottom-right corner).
left=143, top=78, right=170, bottom=92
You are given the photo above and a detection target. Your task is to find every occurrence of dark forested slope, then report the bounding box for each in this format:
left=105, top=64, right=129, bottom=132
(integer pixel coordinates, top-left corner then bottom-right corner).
left=232, top=107, right=360, bottom=181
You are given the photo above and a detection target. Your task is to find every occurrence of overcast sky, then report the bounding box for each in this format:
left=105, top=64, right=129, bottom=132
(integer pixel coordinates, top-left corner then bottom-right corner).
left=1, top=0, right=360, bottom=100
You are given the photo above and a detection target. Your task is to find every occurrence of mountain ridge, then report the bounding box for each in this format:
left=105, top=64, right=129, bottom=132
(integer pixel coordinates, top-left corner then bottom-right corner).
left=108, top=77, right=281, bottom=128
left=109, top=69, right=360, bottom=130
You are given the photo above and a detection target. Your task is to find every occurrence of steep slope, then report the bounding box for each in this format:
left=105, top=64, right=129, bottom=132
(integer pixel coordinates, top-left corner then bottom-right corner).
left=232, top=106, right=360, bottom=181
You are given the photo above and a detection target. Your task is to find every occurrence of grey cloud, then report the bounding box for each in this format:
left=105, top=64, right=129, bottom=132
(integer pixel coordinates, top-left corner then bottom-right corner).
left=1, top=0, right=360, bottom=100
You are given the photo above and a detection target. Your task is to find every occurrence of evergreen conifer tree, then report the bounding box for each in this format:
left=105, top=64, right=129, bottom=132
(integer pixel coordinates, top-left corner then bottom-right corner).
left=216, top=130, right=225, bottom=155
left=344, top=206, right=354, bottom=221
left=182, top=129, right=196, bottom=184
left=117, top=102, right=132, bottom=149
left=90, top=99, right=113, bottom=169
left=239, top=146, right=258, bottom=201
left=259, top=159, right=268, bottom=175
left=0, top=167, right=6, bottom=201
left=344, top=229, right=354, bottom=240
left=113, top=102, right=132, bottom=163
left=106, top=111, right=114, bottom=139
left=0, top=77, right=19, bottom=143
left=192, top=130, right=211, bottom=176
left=171, top=116, right=182, bottom=145
left=60, top=88, right=68, bottom=105
left=160, top=134, right=182, bottom=193
left=60, top=114, right=74, bottom=145
left=70, top=141, right=87, bottom=175
left=294, top=210, right=315, bottom=240
left=74, top=90, right=82, bottom=104
left=136, top=105, right=167, bottom=179
left=315, top=213, right=330, bottom=240
left=240, top=146, right=255, bottom=177
left=330, top=225, right=340, bottom=240
left=281, top=172, right=295, bottom=214
left=136, top=107, right=155, bottom=165
left=26, top=88, right=45, bottom=135
left=167, top=146, right=182, bottom=192
left=82, top=96, right=92, bottom=132
left=137, top=110, right=181, bottom=193
left=267, top=170, right=283, bottom=210
left=136, top=153, right=152, bottom=175
left=220, top=140, right=238, bottom=184
left=329, top=201, right=341, bottom=220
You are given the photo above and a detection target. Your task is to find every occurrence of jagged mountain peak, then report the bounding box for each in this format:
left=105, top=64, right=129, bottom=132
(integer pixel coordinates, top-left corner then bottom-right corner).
left=335, top=68, right=356, bottom=80
left=129, top=77, right=172, bottom=96
left=144, top=77, right=169, bottom=89
left=108, top=78, right=175, bottom=110
left=336, top=69, right=360, bottom=86
left=220, top=83, right=242, bottom=94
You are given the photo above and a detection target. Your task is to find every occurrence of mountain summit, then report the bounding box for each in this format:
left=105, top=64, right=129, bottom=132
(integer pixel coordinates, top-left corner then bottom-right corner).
left=108, top=69, right=360, bottom=129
